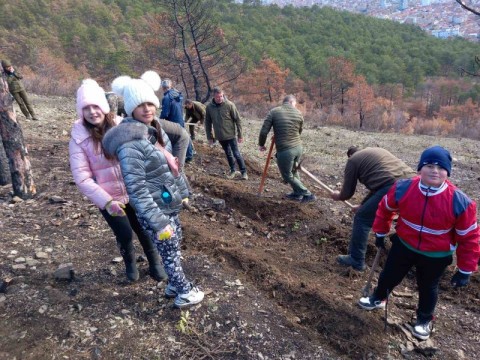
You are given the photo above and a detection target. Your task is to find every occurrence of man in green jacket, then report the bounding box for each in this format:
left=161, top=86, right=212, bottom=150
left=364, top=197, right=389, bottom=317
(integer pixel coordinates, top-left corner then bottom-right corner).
left=331, top=146, right=415, bottom=271
left=184, top=99, right=206, bottom=141
left=205, top=87, right=248, bottom=180
left=1, top=59, right=39, bottom=121
left=258, top=95, right=315, bottom=203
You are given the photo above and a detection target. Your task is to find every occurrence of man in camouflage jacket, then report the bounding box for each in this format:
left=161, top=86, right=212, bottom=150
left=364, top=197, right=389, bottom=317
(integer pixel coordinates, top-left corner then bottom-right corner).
left=1, top=59, right=38, bottom=120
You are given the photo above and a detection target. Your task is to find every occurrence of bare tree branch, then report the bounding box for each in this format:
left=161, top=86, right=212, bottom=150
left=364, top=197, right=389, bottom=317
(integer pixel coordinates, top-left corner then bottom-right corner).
left=455, top=0, right=480, bottom=16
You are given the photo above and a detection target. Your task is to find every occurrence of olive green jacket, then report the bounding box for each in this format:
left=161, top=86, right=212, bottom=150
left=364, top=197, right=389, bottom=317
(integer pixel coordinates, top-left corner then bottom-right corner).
left=205, top=99, right=242, bottom=141
left=258, top=103, right=303, bottom=152
left=185, top=101, right=206, bottom=124
left=4, top=69, right=25, bottom=93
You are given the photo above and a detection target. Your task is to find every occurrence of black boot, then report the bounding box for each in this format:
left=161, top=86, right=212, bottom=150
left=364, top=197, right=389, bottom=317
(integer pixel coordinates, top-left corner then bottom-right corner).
left=144, top=248, right=168, bottom=282
left=118, top=241, right=139, bottom=281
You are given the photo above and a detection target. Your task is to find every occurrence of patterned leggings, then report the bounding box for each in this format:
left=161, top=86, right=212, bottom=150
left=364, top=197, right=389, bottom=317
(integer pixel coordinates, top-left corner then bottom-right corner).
left=142, top=214, right=191, bottom=294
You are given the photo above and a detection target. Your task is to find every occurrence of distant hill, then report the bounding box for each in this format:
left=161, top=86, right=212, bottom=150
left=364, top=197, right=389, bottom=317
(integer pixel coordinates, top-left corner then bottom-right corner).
left=254, top=0, right=480, bottom=42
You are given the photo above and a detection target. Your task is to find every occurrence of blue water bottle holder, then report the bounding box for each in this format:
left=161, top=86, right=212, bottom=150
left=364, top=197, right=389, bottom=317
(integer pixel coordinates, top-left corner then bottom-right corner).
left=161, top=185, right=173, bottom=204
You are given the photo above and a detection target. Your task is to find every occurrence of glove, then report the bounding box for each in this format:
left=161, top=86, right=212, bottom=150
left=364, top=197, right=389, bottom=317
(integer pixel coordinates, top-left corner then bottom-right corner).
left=105, top=200, right=126, bottom=217
left=157, top=224, right=174, bottom=241
left=375, top=235, right=386, bottom=249
left=451, top=270, right=470, bottom=288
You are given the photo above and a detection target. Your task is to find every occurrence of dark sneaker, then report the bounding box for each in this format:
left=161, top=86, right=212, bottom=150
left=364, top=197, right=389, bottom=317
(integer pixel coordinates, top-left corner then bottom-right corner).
left=336, top=255, right=366, bottom=271
left=412, top=320, right=433, bottom=340
left=164, top=283, right=178, bottom=298
left=358, top=296, right=386, bottom=310
left=32, top=116, right=40, bottom=121
left=174, top=286, right=204, bottom=308
left=285, top=192, right=303, bottom=201
left=301, top=194, right=316, bottom=203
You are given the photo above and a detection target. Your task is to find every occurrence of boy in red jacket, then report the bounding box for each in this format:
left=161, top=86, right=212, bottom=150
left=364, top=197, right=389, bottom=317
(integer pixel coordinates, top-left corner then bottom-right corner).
left=358, top=145, right=479, bottom=341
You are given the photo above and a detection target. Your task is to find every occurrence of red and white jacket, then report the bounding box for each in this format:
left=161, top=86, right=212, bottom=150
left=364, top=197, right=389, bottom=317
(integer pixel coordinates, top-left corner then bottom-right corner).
left=373, top=176, right=479, bottom=273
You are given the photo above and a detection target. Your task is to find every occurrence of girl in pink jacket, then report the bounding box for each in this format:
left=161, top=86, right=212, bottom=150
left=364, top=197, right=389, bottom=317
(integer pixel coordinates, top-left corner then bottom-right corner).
left=69, top=79, right=167, bottom=282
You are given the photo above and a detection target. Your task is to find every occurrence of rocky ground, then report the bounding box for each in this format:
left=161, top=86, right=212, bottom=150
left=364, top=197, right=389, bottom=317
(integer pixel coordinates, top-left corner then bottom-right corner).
left=0, top=95, right=479, bottom=360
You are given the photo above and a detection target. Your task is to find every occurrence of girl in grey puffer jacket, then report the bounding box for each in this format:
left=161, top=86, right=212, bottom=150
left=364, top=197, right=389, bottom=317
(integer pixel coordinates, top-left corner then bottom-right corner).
left=103, top=71, right=204, bottom=308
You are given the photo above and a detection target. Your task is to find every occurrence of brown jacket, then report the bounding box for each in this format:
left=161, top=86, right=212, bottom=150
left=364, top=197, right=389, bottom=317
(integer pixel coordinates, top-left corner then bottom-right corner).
left=338, top=147, right=415, bottom=200
left=185, top=101, right=206, bottom=124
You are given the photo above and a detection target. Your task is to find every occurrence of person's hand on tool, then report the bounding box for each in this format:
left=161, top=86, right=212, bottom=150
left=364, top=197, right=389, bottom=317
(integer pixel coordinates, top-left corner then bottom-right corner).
left=259, top=145, right=266, bottom=152
left=351, top=204, right=361, bottom=213
left=238, top=137, right=243, bottom=144
left=330, top=190, right=341, bottom=201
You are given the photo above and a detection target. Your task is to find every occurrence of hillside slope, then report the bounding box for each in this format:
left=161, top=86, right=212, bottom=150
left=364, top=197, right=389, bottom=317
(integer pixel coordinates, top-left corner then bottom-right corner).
left=0, top=95, right=479, bottom=359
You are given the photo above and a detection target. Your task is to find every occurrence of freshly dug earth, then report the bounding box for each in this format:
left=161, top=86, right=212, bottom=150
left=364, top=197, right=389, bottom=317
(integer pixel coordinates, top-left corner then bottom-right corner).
left=0, top=95, right=479, bottom=360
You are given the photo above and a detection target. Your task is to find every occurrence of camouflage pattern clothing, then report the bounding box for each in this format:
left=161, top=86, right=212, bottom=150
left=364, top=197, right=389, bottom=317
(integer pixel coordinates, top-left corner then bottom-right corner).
left=2, top=66, right=37, bottom=120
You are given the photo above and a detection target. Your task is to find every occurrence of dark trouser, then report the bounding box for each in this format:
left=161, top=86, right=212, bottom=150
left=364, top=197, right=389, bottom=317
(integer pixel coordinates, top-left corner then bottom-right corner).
left=100, top=203, right=157, bottom=257
left=186, top=138, right=194, bottom=160
left=187, top=121, right=199, bottom=139
left=12, top=90, right=36, bottom=118
left=348, top=185, right=391, bottom=267
left=373, top=237, right=452, bottom=323
left=219, top=138, right=246, bottom=174
left=276, top=145, right=310, bottom=196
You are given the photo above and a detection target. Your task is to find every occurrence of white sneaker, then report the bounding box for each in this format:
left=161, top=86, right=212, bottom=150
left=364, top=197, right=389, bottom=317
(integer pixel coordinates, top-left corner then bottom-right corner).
left=412, top=320, right=433, bottom=340
left=174, top=286, right=204, bottom=308
left=358, top=296, right=386, bottom=310
left=164, top=283, right=178, bottom=299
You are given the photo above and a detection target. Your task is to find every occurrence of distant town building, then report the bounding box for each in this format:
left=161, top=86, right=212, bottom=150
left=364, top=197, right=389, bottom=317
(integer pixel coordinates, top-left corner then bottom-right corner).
left=432, top=28, right=460, bottom=39
left=399, top=0, right=409, bottom=11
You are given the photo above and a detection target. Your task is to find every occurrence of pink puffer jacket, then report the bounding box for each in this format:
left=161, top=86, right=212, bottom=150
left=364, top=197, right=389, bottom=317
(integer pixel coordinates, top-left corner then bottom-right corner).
left=69, top=118, right=128, bottom=209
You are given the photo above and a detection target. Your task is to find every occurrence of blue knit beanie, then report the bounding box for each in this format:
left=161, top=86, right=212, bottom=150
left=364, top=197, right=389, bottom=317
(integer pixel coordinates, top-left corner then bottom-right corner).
left=417, top=145, right=452, bottom=176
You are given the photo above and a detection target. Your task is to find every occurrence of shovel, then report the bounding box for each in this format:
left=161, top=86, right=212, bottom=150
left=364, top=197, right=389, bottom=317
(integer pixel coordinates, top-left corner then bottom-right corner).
left=258, top=135, right=275, bottom=196
left=296, top=160, right=355, bottom=209
left=362, top=247, right=383, bottom=297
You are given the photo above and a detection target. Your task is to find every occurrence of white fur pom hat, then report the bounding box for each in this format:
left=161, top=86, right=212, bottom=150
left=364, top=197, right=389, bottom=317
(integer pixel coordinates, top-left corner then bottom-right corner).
left=111, top=71, right=161, bottom=117
left=76, top=79, right=110, bottom=119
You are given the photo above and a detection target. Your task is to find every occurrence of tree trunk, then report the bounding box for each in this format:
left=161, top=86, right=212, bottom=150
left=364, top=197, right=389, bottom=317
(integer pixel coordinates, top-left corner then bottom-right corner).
left=0, top=137, right=10, bottom=185
left=0, top=72, right=36, bottom=198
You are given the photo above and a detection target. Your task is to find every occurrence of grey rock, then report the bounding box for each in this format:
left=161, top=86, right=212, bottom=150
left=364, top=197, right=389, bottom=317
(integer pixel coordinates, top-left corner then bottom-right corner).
left=212, top=198, right=225, bottom=210
left=54, top=263, right=75, bottom=281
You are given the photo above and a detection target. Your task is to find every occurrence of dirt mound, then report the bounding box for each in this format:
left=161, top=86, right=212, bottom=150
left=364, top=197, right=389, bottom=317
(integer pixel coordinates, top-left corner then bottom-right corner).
left=0, top=95, right=479, bottom=359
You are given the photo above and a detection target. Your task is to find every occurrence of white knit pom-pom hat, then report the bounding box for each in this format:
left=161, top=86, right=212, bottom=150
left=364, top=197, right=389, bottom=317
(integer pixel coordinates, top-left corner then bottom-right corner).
left=111, top=71, right=161, bottom=116
left=76, top=79, right=110, bottom=119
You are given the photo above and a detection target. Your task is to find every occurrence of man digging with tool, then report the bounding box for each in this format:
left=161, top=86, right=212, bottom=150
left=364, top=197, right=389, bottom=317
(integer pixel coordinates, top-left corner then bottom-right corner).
left=258, top=95, right=315, bottom=203
left=358, top=146, right=479, bottom=341
left=331, top=146, right=414, bottom=271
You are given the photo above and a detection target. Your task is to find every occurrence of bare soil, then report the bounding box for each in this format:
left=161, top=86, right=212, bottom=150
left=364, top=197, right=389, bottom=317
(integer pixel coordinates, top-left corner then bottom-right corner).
left=0, top=95, right=479, bottom=360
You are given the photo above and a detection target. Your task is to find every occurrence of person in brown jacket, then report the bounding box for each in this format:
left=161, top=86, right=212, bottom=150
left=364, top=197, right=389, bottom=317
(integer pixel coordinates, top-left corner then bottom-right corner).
left=331, top=146, right=415, bottom=271
left=184, top=99, right=206, bottom=141
left=1, top=59, right=39, bottom=120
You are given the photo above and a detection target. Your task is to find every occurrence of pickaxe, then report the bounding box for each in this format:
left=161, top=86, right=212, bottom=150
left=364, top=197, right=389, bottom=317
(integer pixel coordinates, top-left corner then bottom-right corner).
left=296, top=159, right=355, bottom=209
left=257, top=135, right=275, bottom=196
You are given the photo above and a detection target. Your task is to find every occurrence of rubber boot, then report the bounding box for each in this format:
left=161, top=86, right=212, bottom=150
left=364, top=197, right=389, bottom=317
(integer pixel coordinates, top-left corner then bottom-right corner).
left=144, top=248, right=168, bottom=282
left=118, top=241, right=139, bottom=281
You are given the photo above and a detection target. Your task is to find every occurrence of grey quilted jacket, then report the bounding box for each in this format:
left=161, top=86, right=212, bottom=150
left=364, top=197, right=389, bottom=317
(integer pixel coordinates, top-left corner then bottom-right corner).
left=102, top=117, right=189, bottom=232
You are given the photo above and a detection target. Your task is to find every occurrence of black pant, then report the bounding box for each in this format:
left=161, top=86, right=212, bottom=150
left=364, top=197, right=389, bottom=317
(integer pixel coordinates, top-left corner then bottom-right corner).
left=374, top=236, right=452, bottom=322
left=219, top=138, right=246, bottom=173
left=100, top=203, right=155, bottom=254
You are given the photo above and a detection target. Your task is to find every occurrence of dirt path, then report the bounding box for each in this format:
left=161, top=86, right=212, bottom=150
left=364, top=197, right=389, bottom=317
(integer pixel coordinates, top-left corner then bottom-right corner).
left=0, top=95, right=479, bottom=359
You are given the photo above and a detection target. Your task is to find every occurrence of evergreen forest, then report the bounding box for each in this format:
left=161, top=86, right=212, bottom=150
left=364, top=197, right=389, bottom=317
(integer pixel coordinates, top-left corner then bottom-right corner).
left=2, top=0, right=480, bottom=137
